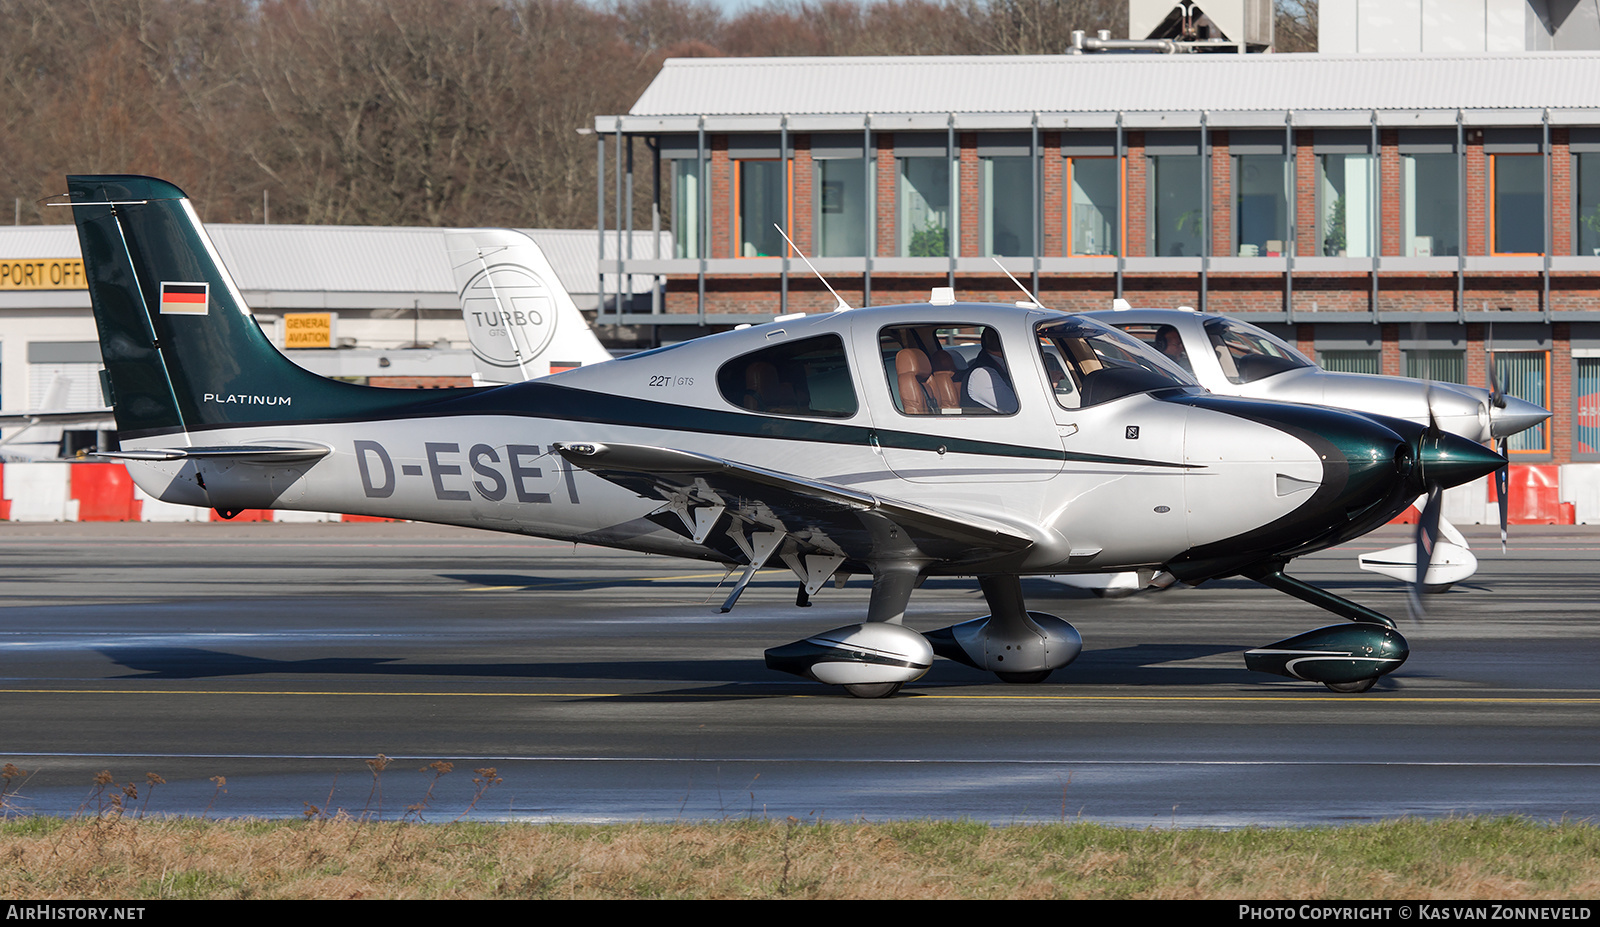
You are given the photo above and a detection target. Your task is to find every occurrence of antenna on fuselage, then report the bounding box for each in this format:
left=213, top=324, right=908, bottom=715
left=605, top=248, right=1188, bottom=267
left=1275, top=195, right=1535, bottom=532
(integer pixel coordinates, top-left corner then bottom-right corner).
left=774, top=224, right=853, bottom=312
left=991, top=258, right=1050, bottom=311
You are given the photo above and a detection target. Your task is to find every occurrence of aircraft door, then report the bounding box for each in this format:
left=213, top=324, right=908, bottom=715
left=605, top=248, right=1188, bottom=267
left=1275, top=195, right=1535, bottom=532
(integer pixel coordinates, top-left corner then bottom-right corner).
left=1036, top=317, right=1190, bottom=562
left=856, top=319, right=1065, bottom=484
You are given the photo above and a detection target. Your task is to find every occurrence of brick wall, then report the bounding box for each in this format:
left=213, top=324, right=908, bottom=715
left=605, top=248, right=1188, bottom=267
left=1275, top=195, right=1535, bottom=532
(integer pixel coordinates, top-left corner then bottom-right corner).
left=1211, top=131, right=1231, bottom=257
left=792, top=136, right=813, bottom=255
left=959, top=133, right=980, bottom=257
left=1125, top=132, right=1146, bottom=257
left=876, top=133, right=896, bottom=257
left=1042, top=132, right=1063, bottom=257
left=1380, top=129, right=1401, bottom=257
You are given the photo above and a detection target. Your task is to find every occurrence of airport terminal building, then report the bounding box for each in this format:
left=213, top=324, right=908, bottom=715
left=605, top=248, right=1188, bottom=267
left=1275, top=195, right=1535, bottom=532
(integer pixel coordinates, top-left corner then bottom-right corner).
left=595, top=52, right=1600, bottom=466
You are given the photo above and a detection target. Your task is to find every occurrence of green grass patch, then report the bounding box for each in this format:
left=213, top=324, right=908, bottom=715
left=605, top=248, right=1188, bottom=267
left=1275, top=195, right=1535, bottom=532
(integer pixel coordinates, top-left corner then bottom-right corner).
left=0, top=816, right=1596, bottom=899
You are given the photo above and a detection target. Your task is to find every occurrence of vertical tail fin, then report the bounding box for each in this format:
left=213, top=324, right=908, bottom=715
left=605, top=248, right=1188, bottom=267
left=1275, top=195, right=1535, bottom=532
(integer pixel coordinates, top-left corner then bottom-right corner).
left=443, top=229, right=611, bottom=385
left=68, top=174, right=437, bottom=438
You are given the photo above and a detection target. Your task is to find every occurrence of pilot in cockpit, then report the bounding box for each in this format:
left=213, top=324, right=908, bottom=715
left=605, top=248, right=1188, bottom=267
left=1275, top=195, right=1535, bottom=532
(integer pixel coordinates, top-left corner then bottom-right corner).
left=1152, top=324, right=1194, bottom=374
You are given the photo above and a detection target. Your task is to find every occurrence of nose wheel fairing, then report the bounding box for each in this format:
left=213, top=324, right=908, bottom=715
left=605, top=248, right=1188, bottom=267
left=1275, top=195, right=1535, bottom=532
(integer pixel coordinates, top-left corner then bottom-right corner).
left=1244, top=623, right=1409, bottom=689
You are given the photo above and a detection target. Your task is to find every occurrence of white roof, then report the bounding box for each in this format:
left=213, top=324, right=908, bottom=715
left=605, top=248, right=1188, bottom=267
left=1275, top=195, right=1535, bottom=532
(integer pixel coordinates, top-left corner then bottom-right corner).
left=0, top=224, right=670, bottom=306
left=614, top=52, right=1600, bottom=130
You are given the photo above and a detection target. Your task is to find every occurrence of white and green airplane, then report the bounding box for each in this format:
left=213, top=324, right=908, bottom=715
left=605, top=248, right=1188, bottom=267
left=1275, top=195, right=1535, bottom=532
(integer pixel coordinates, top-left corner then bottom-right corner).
left=66, top=175, right=1504, bottom=696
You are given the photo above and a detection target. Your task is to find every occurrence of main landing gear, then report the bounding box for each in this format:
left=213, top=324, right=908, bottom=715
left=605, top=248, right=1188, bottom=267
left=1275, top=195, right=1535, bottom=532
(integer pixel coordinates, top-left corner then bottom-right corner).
left=764, top=569, right=1082, bottom=698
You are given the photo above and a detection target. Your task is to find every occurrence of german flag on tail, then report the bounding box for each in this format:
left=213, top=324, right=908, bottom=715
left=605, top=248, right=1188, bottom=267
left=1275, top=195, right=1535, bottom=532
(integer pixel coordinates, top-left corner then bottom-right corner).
left=159, top=281, right=208, bottom=315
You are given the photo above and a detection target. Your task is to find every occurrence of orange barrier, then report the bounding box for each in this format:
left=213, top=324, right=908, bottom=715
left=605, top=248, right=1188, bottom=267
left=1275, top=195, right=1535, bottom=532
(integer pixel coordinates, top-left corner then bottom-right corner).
left=1492, top=464, right=1574, bottom=525
left=69, top=463, right=142, bottom=521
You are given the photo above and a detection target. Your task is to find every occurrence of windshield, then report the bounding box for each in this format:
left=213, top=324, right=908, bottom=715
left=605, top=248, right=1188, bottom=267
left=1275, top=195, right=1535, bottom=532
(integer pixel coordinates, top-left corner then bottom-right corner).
left=1204, top=317, right=1314, bottom=384
left=1035, top=316, right=1197, bottom=409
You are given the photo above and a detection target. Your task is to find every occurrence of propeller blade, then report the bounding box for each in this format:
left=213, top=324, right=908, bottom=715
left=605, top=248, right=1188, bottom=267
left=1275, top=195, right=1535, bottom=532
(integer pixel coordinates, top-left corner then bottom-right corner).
left=1487, top=324, right=1507, bottom=409
left=1496, top=437, right=1510, bottom=554
left=1412, top=321, right=1442, bottom=437
left=1408, top=482, right=1445, bottom=623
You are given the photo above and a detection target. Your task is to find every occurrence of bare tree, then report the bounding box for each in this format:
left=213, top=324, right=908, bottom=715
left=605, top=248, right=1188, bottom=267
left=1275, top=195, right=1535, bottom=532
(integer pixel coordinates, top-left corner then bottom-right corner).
left=974, top=0, right=1124, bottom=55
left=1275, top=0, right=1317, bottom=53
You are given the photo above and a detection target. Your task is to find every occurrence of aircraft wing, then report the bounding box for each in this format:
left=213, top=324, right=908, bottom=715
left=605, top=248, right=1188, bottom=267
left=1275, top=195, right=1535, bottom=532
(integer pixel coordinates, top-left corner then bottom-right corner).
left=555, top=442, right=1034, bottom=572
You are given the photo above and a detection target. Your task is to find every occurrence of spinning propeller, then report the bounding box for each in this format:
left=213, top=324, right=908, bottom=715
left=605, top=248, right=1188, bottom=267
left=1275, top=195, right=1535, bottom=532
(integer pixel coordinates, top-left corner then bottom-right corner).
left=1407, top=377, right=1447, bottom=623
left=1486, top=327, right=1511, bottom=553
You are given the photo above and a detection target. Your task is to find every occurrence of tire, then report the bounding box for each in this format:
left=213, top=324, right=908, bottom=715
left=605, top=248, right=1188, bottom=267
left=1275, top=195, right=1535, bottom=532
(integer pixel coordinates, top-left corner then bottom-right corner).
left=843, top=682, right=903, bottom=699
left=995, top=670, right=1053, bottom=684
left=1324, top=677, right=1378, bottom=694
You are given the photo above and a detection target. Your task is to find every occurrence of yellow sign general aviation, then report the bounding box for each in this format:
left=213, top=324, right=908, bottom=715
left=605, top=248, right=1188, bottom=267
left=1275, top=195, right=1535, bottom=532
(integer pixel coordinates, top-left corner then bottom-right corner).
left=0, top=259, right=85, bottom=290
left=284, top=312, right=333, bottom=348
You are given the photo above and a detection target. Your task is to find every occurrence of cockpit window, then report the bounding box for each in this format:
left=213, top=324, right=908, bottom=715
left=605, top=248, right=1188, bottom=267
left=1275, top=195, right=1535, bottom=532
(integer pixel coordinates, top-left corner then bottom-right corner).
left=878, top=324, right=1018, bottom=416
left=1112, top=322, right=1195, bottom=375
left=1035, top=317, right=1196, bottom=409
left=716, top=334, right=858, bottom=418
left=1204, top=317, right=1314, bottom=384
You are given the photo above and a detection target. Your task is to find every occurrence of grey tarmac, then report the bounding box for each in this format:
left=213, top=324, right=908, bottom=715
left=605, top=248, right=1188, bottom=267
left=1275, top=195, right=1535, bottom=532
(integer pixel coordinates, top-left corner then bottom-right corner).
left=0, top=520, right=1596, bottom=826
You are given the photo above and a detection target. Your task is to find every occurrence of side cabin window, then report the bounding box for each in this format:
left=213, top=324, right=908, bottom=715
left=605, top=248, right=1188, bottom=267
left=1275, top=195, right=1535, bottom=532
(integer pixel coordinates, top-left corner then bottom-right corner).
left=716, top=333, right=858, bottom=418
left=878, top=324, right=1018, bottom=416
left=1036, top=317, right=1195, bottom=410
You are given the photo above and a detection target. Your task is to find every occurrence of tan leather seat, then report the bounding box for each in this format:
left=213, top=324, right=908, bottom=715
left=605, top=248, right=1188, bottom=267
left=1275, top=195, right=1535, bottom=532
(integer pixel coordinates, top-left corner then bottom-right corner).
left=928, top=349, right=961, bottom=411
left=895, top=349, right=934, bottom=414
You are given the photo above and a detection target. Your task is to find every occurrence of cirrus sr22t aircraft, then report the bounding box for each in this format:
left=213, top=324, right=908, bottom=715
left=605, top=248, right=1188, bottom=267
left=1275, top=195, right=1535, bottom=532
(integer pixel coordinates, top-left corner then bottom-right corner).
left=67, top=175, right=1504, bottom=697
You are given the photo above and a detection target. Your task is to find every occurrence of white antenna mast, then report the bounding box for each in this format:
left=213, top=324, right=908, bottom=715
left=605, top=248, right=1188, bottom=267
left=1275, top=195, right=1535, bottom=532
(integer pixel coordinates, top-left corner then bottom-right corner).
left=774, top=224, right=853, bottom=312
left=990, top=257, right=1050, bottom=311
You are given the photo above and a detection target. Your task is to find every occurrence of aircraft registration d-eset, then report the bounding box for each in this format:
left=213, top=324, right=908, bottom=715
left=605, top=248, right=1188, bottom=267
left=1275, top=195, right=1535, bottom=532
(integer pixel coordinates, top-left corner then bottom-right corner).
left=64, top=174, right=1505, bottom=697
left=352, top=440, right=578, bottom=505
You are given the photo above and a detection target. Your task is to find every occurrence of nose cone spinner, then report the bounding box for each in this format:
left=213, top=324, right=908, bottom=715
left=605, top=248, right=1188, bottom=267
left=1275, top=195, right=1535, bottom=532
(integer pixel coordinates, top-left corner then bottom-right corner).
left=1419, top=430, right=1506, bottom=489
left=1489, top=396, right=1552, bottom=441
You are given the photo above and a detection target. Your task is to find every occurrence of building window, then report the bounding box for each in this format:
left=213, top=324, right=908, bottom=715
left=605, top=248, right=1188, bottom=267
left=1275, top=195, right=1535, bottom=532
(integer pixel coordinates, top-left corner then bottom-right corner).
left=1404, top=350, right=1466, bottom=384
left=1576, top=152, right=1600, bottom=256
left=1066, top=157, right=1119, bottom=256
left=1497, top=350, right=1549, bottom=452
left=1319, top=153, right=1376, bottom=257
left=815, top=158, right=868, bottom=257
left=1491, top=154, right=1544, bottom=255
left=899, top=157, right=957, bottom=257
left=1234, top=154, right=1288, bottom=257
left=735, top=159, right=790, bottom=258
left=980, top=156, right=1033, bottom=257
left=1318, top=349, right=1380, bottom=375
left=1149, top=155, right=1203, bottom=257
left=1576, top=356, right=1600, bottom=455
left=1402, top=153, right=1459, bottom=257
left=672, top=160, right=702, bottom=260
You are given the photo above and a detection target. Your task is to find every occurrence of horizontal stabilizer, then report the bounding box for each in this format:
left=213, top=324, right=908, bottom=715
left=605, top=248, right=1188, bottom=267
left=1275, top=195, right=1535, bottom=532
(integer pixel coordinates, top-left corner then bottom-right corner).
left=99, top=443, right=331, bottom=465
